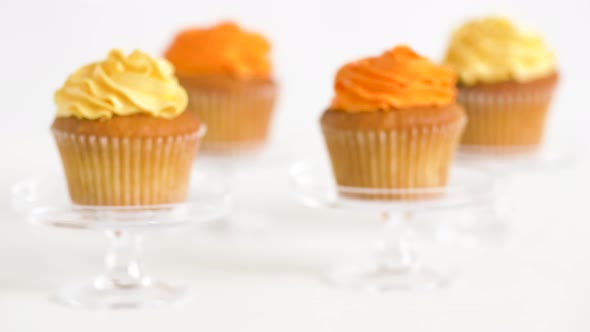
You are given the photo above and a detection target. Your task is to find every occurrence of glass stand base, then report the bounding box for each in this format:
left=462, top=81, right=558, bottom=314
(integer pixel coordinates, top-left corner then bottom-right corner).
left=53, top=276, right=188, bottom=309
left=326, top=261, right=448, bottom=291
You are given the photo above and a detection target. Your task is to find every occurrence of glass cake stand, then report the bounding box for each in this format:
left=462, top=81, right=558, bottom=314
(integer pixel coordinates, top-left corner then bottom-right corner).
left=456, top=140, right=585, bottom=242
left=289, top=161, right=496, bottom=291
left=11, top=172, right=232, bottom=309
left=195, top=141, right=292, bottom=235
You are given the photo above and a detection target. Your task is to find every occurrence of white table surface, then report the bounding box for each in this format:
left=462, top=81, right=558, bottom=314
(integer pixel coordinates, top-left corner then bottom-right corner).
left=1, top=133, right=589, bottom=331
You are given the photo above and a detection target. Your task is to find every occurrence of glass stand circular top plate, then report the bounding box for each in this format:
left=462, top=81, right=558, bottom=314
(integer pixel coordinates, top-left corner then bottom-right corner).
left=457, top=140, right=585, bottom=175
left=12, top=171, right=231, bottom=230
left=289, top=161, right=496, bottom=291
left=11, top=171, right=231, bottom=309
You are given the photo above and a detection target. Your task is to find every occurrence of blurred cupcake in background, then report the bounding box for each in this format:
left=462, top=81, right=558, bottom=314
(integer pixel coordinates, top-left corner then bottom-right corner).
left=321, top=46, right=466, bottom=200
left=52, top=49, right=204, bottom=206
left=444, top=16, right=558, bottom=151
left=165, top=22, right=277, bottom=153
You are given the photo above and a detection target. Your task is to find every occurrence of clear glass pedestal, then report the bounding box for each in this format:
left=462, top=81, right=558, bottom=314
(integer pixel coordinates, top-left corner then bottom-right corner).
left=12, top=173, right=231, bottom=309
left=290, top=161, right=495, bottom=291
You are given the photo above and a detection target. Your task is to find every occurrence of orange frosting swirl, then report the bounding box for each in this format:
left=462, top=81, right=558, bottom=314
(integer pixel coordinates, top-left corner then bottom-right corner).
left=330, top=46, right=456, bottom=112
left=164, top=22, right=272, bottom=79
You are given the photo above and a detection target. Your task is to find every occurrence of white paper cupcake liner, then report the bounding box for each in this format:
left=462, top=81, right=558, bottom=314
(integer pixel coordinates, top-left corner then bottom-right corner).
left=52, top=127, right=204, bottom=206
left=458, top=85, right=556, bottom=151
left=321, top=121, right=465, bottom=200
left=185, top=85, right=276, bottom=152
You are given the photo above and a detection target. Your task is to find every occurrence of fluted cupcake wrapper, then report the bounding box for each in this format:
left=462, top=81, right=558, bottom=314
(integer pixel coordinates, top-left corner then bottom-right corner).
left=186, top=86, right=277, bottom=153
left=458, top=86, right=556, bottom=152
left=322, top=122, right=465, bottom=200
left=52, top=128, right=204, bottom=206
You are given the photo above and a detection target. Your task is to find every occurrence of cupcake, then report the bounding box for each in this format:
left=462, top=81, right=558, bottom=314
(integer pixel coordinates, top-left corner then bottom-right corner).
left=444, top=16, right=558, bottom=151
left=52, top=49, right=204, bottom=206
left=321, top=46, right=466, bottom=200
left=164, top=22, right=277, bottom=153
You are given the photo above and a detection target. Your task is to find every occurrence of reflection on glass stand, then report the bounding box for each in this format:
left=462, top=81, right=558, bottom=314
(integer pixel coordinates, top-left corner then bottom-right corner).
left=290, top=161, right=495, bottom=291
left=12, top=174, right=231, bottom=309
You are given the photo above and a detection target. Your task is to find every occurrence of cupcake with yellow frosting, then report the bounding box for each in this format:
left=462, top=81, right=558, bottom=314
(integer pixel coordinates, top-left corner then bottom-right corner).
left=164, top=22, right=277, bottom=152
left=52, top=49, right=204, bottom=206
left=444, top=16, right=558, bottom=151
left=321, top=46, right=466, bottom=199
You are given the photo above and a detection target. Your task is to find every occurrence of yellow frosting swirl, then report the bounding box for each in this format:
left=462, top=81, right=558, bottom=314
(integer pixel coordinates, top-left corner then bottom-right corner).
left=444, top=16, right=556, bottom=86
left=54, top=49, right=188, bottom=120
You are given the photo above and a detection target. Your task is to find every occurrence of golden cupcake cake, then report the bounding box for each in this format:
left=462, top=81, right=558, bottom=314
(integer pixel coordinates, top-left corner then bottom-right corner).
left=164, top=22, right=277, bottom=152
left=52, top=49, right=203, bottom=206
left=321, top=46, right=466, bottom=199
left=444, top=16, right=558, bottom=151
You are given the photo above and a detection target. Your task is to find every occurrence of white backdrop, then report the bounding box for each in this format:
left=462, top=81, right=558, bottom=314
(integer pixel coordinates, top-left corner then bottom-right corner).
left=1, top=0, right=589, bottom=141
left=1, top=0, right=590, bottom=331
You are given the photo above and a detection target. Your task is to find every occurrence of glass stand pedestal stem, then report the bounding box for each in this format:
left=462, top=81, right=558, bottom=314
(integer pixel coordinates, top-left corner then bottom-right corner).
left=54, top=229, right=187, bottom=309
left=327, top=211, right=448, bottom=291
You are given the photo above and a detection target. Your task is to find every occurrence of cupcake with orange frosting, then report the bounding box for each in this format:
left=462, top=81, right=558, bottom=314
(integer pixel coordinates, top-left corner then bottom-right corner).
left=52, top=49, right=204, bottom=206
left=444, top=16, right=558, bottom=151
left=321, top=46, right=466, bottom=199
left=165, top=22, right=277, bottom=152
